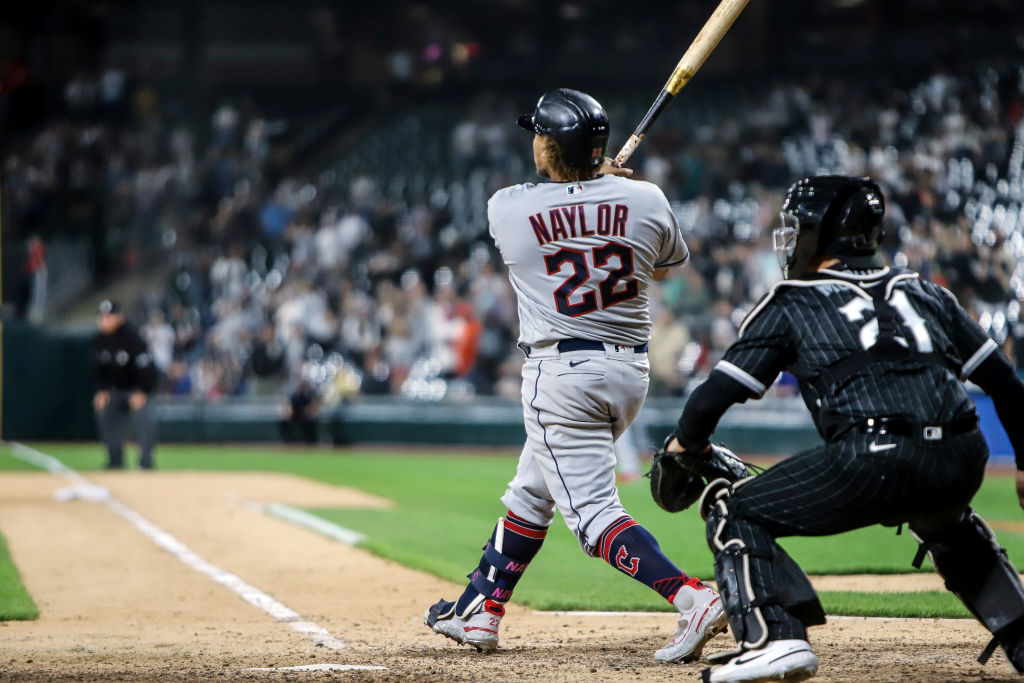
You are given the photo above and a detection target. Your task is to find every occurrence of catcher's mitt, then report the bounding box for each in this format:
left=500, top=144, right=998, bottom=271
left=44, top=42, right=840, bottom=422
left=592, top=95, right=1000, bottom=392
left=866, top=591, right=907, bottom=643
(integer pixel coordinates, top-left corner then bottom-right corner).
left=647, top=435, right=759, bottom=513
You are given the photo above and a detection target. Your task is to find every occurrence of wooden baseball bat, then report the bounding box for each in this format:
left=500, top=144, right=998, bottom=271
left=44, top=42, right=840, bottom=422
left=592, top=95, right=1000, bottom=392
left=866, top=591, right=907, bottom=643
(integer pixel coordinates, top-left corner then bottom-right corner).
left=614, top=0, right=750, bottom=167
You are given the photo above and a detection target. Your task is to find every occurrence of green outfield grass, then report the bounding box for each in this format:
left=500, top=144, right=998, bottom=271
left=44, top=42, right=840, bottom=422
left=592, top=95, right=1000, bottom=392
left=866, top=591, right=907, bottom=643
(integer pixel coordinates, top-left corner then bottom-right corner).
left=0, top=530, right=39, bottom=620
left=2, top=442, right=1020, bottom=618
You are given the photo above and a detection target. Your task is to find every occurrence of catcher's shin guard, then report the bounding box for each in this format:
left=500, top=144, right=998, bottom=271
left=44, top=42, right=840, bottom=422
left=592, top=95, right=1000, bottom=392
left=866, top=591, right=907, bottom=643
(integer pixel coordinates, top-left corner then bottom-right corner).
left=457, top=514, right=547, bottom=616
left=912, top=510, right=1024, bottom=671
left=710, top=538, right=769, bottom=658
left=704, top=480, right=824, bottom=664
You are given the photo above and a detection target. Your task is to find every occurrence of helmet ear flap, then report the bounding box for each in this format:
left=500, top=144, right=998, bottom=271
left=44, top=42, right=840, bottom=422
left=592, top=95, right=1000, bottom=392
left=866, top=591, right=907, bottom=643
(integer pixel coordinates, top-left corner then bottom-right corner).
left=825, top=183, right=885, bottom=256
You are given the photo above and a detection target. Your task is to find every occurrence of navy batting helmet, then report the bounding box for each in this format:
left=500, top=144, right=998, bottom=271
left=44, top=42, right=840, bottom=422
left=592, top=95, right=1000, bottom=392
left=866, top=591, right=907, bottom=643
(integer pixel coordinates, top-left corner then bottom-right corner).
left=774, top=175, right=885, bottom=278
left=517, top=88, right=609, bottom=170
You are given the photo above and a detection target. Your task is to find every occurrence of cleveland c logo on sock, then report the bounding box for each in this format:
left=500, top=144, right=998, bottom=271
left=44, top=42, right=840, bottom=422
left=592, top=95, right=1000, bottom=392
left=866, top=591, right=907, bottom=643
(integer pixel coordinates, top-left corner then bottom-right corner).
left=615, top=546, right=640, bottom=576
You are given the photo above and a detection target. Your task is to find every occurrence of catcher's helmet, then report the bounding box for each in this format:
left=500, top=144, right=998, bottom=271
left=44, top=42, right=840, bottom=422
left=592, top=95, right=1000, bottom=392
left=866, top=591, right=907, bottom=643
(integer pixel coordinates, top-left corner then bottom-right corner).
left=774, top=175, right=885, bottom=278
left=517, top=88, right=609, bottom=170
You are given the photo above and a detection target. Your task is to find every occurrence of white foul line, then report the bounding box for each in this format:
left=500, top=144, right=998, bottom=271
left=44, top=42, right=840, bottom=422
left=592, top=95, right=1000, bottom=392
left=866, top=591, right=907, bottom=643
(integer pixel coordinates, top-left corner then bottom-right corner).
left=8, top=442, right=346, bottom=650
left=245, top=664, right=387, bottom=672
left=264, top=503, right=366, bottom=546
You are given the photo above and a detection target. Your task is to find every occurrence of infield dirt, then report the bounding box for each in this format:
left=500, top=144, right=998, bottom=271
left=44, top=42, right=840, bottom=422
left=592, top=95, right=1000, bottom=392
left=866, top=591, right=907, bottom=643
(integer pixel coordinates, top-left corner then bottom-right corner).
left=0, top=470, right=1018, bottom=682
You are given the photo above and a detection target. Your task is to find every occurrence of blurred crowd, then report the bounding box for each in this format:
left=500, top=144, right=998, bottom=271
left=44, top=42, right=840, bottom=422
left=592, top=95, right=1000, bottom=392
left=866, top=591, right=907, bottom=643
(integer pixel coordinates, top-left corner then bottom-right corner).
left=4, top=59, right=1024, bottom=405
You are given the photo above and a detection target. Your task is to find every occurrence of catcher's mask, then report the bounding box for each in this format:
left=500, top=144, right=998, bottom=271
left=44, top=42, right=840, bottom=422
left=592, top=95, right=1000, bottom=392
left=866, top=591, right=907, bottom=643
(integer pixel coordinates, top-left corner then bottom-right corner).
left=774, top=175, right=885, bottom=278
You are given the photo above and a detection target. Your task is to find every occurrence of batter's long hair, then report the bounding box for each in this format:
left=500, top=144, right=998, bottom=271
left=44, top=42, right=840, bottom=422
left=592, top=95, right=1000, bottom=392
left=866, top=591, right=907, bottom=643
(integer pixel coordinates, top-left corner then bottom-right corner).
left=538, top=136, right=599, bottom=183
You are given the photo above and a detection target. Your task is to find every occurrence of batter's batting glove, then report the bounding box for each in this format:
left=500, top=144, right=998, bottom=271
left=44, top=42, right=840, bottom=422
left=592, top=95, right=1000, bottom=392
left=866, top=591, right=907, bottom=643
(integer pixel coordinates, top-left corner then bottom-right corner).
left=647, top=434, right=758, bottom=513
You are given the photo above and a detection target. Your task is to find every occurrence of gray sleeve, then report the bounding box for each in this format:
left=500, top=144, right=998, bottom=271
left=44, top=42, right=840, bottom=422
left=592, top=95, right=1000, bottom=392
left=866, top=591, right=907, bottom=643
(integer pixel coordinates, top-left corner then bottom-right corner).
left=487, top=194, right=502, bottom=243
left=653, top=189, right=688, bottom=268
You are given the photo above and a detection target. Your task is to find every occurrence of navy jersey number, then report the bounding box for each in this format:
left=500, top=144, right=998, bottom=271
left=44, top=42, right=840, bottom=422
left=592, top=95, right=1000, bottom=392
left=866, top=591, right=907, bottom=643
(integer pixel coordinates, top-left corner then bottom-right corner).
left=544, top=241, right=638, bottom=317
left=593, top=242, right=639, bottom=307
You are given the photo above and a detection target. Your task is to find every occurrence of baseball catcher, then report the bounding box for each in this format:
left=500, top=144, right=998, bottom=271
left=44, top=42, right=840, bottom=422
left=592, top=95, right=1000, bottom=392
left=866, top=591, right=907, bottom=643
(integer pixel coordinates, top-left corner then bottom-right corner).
left=661, top=176, right=1024, bottom=682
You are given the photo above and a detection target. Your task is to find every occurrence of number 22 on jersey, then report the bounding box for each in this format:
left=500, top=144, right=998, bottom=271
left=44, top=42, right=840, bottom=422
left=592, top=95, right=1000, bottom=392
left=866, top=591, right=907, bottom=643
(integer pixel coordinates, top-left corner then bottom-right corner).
left=544, top=241, right=638, bottom=317
left=839, top=290, right=934, bottom=352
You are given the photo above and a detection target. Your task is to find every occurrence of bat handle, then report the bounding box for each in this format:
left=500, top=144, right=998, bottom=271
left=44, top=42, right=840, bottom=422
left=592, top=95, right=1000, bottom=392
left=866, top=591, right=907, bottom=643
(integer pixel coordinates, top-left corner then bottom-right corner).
left=614, top=135, right=643, bottom=168
left=613, top=89, right=674, bottom=167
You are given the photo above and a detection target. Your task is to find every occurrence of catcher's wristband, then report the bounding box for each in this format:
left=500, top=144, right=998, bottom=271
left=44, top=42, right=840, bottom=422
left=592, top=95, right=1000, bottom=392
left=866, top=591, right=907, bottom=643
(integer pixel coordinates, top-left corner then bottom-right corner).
left=673, top=429, right=710, bottom=454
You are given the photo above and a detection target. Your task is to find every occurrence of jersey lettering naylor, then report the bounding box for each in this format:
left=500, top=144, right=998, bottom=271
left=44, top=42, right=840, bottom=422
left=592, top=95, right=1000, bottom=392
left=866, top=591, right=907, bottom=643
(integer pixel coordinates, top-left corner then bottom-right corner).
left=715, top=267, right=998, bottom=428
left=488, top=175, right=688, bottom=346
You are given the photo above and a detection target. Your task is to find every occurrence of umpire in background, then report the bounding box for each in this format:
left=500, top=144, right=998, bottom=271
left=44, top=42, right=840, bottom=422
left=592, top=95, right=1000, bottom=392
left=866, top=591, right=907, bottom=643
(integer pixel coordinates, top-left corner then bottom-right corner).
left=93, top=299, right=158, bottom=469
left=665, top=176, right=1024, bottom=683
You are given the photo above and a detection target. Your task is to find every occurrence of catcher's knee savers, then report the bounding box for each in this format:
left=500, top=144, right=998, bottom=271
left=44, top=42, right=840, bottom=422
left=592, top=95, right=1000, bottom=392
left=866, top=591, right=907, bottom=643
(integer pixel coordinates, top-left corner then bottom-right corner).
left=463, top=518, right=531, bottom=615
left=701, top=479, right=825, bottom=661
left=913, top=510, right=1024, bottom=671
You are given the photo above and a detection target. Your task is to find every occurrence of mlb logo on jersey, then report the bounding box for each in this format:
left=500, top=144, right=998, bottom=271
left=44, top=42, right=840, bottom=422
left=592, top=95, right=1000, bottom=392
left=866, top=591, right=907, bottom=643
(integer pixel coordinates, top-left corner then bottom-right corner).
left=567, top=184, right=584, bottom=195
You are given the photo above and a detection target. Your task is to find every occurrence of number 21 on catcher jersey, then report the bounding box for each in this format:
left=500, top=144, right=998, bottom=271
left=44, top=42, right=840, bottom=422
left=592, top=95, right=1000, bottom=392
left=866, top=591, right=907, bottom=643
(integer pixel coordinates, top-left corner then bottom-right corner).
left=839, top=290, right=934, bottom=352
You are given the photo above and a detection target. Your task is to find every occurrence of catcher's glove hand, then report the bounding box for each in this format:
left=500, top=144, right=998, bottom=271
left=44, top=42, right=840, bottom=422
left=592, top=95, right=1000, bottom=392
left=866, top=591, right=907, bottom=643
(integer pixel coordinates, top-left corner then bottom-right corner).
left=647, top=435, right=759, bottom=513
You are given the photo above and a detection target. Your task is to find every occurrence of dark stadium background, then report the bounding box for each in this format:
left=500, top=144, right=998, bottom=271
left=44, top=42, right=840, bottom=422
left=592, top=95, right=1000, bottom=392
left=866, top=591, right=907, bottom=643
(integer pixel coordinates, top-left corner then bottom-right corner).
left=0, top=0, right=1020, bottom=452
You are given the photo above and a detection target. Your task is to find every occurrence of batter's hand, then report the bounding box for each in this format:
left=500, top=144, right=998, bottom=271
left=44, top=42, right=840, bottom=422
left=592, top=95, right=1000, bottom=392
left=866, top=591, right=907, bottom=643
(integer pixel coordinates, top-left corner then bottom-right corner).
left=93, top=391, right=110, bottom=412
left=598, top=157, right=633, bottom=178
left=128, top=391, right=147, bottom=411
left=1016, top=470, right=1024, bottom=511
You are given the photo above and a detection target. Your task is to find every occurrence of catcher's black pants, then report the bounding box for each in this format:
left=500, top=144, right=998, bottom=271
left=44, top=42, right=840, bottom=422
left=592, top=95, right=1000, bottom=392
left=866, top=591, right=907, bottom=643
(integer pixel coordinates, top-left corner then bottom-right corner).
left=712, top=426, right=989, bottom=640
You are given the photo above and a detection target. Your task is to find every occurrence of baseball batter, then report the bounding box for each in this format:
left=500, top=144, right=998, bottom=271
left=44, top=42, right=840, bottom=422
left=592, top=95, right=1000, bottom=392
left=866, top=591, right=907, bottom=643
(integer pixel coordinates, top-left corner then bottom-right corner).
left=424, top=88, right=727, bottom=662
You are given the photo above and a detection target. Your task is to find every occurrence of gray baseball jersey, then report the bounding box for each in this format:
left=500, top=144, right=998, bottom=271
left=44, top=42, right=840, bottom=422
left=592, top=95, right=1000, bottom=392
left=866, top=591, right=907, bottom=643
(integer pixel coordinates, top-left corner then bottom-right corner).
left=488, top=175, right=688, bottom=347
left=489, top=174, right=689, bottom=553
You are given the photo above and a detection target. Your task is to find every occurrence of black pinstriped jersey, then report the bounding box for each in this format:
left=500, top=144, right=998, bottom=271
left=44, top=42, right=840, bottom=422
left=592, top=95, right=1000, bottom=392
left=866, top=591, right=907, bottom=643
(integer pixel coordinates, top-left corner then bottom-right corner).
left=713, top=266, right=999, bottom=438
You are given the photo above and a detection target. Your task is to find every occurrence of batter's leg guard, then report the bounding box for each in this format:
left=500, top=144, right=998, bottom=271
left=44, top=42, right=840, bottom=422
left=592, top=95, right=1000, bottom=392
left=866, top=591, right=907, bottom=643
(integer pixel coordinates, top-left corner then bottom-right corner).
left=704, top=479, right=825, bottom=665
left=912, top=510, right=1024, bottom=671
left=452, top=512, right=548, bottom=617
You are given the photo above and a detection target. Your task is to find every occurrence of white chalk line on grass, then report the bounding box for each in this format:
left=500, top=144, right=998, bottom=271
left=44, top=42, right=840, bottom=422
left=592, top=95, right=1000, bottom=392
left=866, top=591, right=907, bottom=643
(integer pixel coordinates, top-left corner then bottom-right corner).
left=263, top=503, right=367, bottom=546
left=8, top=442, right=353, bottom=653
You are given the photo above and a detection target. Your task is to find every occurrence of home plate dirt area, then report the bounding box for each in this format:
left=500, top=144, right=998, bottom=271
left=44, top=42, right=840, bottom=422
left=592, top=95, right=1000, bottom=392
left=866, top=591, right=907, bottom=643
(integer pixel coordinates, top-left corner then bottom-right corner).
left=0, top=470, right=1018, bottom=682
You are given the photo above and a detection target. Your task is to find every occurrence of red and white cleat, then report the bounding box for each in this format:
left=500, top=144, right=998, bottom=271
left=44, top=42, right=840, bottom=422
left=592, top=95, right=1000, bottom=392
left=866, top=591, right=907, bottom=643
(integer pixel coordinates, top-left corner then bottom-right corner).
left=424, top=598, right=505, bottom=652
left=655, top=578, right=729, bottom=662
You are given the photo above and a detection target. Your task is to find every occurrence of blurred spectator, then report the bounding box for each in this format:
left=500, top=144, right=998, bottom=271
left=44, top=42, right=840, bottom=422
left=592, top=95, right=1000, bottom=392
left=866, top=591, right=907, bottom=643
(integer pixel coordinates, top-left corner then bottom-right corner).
left=165, top=359, right=193, bottom=396
left=279, top=379, right=321, bottom=444
left=250, top=323, right=286, bottom=390
left=16, top=234, right=47, bottom=323
left=649, top=308, right=693, bottom=396
left=141, top=310, right=175, bottom=374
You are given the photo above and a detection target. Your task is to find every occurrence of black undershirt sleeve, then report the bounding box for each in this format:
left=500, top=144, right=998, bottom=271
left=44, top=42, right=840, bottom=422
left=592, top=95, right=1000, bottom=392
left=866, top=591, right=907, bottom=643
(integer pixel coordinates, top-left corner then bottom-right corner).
left=967, top=352, right=1024, bottom=470
left=675, top=371, right=757, bottom=451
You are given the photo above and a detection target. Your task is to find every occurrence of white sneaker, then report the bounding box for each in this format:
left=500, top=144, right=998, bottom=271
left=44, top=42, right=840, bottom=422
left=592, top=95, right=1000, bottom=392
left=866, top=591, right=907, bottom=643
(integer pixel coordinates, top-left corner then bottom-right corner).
left=708, top=639, right=818, bottom=682
left=424, top=598, right=504, bottom=652
left=654, top=579, right=729, bottom=662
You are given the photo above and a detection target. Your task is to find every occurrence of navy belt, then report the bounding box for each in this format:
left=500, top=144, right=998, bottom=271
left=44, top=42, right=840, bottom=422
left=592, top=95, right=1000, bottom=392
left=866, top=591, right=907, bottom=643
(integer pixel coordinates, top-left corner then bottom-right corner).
left=858, top=414, right=978, bottom=440
left=520, top=338, right=649, bottom=357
